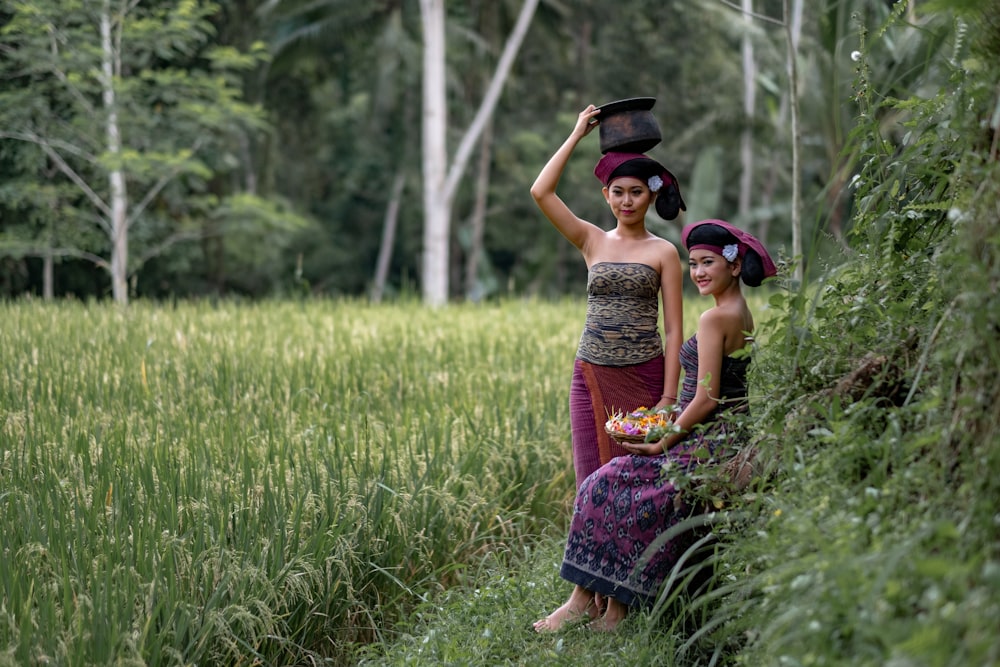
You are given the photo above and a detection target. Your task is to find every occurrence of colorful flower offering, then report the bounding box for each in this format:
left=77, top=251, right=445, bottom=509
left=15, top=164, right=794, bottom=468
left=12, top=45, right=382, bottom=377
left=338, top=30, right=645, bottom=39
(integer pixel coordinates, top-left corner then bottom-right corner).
left=605, top=406, right=678, bottom=443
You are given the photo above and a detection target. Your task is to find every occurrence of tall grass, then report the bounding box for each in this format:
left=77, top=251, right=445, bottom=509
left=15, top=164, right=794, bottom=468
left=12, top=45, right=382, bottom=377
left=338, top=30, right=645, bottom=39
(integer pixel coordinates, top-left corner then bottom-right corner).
left=0, top=295, right=724, bottom=665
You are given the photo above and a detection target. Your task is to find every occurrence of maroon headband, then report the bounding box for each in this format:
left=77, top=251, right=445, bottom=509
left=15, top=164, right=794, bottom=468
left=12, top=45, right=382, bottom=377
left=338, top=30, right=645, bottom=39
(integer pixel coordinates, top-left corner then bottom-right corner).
left=689, top=242, right=738, bottom=258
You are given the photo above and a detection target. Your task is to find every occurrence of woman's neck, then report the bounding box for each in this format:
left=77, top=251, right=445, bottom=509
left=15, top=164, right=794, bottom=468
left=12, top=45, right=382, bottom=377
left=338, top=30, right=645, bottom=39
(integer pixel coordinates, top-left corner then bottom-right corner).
left=711, top=281, right=744, bottom=307
left=612, top=223, right=649, bottom=240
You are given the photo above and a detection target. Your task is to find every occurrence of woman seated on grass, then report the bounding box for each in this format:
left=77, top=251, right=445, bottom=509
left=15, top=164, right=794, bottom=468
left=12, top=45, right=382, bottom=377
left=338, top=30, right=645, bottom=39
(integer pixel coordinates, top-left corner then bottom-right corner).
left=534, top=219, right=776, bottom=633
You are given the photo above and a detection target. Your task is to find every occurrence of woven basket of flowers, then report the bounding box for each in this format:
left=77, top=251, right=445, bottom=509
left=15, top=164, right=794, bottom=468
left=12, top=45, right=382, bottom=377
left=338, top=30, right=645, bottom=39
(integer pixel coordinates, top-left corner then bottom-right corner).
left=604, top=407, right=677, bottom=444
left=603, top=427, right=649, bottom=444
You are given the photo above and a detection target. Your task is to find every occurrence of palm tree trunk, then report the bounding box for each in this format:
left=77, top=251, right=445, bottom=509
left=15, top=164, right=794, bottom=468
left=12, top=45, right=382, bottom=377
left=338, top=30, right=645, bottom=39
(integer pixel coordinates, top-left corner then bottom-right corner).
left=101, top=0, right=128, bottom=303
left=419, top=0, right=449, bottom=306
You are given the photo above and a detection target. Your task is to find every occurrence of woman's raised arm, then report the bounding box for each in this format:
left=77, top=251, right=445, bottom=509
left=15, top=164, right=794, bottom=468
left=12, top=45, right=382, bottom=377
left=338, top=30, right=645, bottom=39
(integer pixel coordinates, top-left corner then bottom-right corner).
left=530, top=105, right=602, bottom=251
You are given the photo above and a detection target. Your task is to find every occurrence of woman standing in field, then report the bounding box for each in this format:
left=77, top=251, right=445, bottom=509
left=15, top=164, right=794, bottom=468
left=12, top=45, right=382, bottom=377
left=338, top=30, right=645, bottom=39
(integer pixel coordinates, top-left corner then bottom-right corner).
left=530, top=103, right=686, bottom=489
left=534, top=219, right=776, bottom=633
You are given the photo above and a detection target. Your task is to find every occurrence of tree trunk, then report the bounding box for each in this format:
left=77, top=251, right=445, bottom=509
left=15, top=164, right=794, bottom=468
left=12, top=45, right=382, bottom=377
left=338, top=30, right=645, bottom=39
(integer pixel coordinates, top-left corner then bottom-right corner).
left=464, top=120, right=493, bottom=301
left=758, top=152, right=778, bottom=245
left=419, top=0, right=539, bottom=306
left=101, top=1, right=129, bottom=304
left=785, top=0, right=804, bottom=283
left=371, top=171, right=406, bottom=303
left=739, top=0, right=756, bottom=223
left=419, top=0, right=449, bottom=306
left=42, top=250, right=54, bottom=300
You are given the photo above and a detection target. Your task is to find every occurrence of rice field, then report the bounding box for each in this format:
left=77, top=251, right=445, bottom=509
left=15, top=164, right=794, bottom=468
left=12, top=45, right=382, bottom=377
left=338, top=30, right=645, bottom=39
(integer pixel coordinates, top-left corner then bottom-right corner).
left=0, top=296, right=724, bottom=665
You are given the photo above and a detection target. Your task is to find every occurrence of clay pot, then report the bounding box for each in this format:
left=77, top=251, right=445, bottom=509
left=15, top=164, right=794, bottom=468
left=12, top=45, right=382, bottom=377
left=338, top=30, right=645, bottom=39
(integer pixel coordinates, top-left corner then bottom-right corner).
left=595, top=97, right=661, bottom=154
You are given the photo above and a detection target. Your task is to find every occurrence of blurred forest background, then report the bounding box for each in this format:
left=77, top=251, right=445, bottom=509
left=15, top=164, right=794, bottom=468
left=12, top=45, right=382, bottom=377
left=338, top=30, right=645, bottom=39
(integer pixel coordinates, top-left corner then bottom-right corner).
left=0, top=0, right=949, bottom=303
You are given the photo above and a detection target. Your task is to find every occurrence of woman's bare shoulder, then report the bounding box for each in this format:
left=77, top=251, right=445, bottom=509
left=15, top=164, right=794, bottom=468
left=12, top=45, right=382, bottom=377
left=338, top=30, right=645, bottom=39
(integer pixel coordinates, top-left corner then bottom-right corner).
left=699, top=304, right=745, bottom=331
left=700, top=303, right=752, bottom=354
left=648, top=235, right=680, bottom=273
left=650, top=234, right=679, bottom=253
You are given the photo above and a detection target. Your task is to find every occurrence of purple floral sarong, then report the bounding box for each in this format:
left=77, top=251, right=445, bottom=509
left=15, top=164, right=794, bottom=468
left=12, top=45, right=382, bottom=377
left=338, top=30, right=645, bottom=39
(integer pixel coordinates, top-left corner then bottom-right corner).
left=560, top=335, right=749, bottom=607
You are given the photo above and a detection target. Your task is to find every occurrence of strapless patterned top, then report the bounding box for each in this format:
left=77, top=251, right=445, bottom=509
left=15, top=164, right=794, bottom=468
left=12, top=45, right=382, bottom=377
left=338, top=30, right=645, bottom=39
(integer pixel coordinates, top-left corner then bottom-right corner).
left=576, top=262, right=663, bottom=366
left=677, top=334, right=750, bottom=415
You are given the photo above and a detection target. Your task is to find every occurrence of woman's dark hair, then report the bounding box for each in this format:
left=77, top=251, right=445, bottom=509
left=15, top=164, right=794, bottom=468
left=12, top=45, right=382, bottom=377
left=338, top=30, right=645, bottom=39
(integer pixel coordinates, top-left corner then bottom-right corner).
left=654, top=183, right=683, bottom=221
left=685, top=223, right=768, bottom=287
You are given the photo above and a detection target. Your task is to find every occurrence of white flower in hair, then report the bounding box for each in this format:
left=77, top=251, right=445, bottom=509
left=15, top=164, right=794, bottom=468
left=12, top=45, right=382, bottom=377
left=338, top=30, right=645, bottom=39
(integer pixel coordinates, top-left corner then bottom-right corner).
left=647, top=175, right=663, bottom=192
left=722, top=244, right=739, bottom=262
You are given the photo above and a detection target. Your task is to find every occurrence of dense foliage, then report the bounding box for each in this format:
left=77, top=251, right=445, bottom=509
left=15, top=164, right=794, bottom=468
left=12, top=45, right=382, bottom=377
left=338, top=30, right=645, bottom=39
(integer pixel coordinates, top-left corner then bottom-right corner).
left=0, top=0, right=925, bottom=300
left=705, top=3, right=1000, bottom=663
left=0, top=0, right=279, bottom=302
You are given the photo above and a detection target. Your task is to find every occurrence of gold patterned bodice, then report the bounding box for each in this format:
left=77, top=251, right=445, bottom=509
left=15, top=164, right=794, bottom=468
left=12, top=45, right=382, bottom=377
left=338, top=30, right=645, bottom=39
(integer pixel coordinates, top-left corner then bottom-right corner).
left=576, top=262, right=663, bottom=366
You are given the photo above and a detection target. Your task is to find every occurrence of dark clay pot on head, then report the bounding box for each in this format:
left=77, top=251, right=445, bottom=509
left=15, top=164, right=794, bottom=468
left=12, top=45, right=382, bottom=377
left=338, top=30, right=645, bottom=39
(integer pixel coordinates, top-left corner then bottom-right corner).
left=595, top=97, right=662, bottom=154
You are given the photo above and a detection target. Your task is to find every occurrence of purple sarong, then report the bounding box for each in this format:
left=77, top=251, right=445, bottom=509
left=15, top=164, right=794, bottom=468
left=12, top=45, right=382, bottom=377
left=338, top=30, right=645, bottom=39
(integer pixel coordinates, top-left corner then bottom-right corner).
left=570, top=355, right=664, bottom=489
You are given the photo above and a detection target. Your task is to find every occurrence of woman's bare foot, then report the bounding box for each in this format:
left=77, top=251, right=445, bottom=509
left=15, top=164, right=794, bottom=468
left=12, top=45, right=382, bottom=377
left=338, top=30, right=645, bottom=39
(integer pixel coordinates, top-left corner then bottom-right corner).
left=533, top=586, right=598, bottom=633
left=587, top=597, right=628, bottom=633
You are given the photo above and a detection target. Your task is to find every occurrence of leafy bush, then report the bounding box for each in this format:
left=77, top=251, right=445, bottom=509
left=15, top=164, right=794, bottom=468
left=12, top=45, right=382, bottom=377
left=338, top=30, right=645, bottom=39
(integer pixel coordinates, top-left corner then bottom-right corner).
left=679, top=4, right=1000, bottom=665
